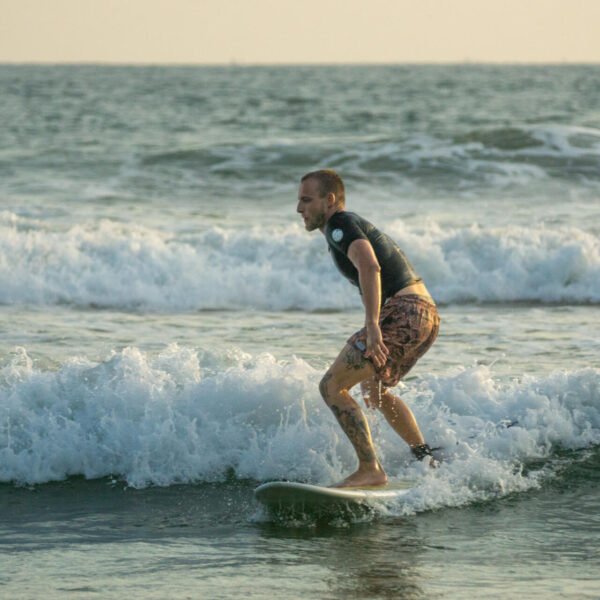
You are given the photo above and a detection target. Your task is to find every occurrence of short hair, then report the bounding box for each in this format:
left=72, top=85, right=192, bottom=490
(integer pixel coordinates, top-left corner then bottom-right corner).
left=301, top=169, right=345, bottom=207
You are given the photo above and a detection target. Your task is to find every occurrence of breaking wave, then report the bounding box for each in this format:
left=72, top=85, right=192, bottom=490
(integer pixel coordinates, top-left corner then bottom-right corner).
left=1, top=212, right=599, bottom=310
left=1, top=345, right=598, bottom=515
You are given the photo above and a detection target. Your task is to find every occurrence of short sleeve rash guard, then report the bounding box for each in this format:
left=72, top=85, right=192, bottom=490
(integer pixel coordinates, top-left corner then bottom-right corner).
left=324, top=211, right=422, bottom=302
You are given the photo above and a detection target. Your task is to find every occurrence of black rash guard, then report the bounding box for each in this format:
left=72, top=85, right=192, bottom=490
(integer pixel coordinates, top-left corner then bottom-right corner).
left=324, top=211, right=422, bottom=302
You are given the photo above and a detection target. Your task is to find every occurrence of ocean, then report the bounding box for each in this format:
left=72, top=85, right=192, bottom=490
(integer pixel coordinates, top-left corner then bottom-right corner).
left=0, top=64, right=599, bottom=599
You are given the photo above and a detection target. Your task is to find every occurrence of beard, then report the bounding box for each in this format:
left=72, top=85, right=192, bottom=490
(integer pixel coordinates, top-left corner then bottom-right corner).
left=305, top=211, right=327, bottom=231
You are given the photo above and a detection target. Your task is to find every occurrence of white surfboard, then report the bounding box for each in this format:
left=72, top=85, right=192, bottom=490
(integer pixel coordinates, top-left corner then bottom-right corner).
left=254, top=480, right=414, bottom=509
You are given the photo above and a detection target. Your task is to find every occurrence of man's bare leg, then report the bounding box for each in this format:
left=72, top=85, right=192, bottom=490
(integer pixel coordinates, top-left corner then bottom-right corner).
left=319, top=344, right=387, bottom=488
left=361, top=378, right=425, bottom=448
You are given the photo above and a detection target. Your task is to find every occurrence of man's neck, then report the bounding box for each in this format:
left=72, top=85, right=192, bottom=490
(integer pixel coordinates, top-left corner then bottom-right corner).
left=319, top=207, right=343, bottom=233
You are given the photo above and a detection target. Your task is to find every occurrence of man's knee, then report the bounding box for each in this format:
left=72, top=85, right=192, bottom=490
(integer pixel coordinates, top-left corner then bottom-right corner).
left=319, top=372, right=336, bottom=405
left=319, top=371, right=351, bottom=406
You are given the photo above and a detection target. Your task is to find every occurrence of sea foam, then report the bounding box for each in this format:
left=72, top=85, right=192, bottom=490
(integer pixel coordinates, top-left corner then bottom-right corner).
left=1, top=212, right=599, bottom=310
left=1, top=346, right=598, bottom=513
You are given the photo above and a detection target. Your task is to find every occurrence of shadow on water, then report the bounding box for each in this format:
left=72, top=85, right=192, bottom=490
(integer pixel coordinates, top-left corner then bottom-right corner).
left=255, top=516, right=431, bottom=600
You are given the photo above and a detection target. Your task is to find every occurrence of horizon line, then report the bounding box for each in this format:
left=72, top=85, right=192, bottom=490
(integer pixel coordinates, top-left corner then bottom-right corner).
left=1, top=59, right=600, bottom=67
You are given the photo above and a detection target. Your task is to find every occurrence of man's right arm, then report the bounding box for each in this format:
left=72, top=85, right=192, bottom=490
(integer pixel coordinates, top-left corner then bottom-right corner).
left=347, top=239, right=389, bottom=369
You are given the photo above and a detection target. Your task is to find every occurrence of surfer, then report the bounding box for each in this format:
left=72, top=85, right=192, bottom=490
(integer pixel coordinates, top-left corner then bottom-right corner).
left=297, top=170, right=440, bottom=488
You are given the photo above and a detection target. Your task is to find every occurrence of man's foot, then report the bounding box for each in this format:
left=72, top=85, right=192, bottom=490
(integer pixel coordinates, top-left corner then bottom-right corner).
left=331, top=463, right=388, bottom=488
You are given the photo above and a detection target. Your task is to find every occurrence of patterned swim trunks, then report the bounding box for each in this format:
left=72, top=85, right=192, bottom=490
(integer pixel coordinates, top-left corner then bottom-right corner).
left=347, top=294, right=440, bottom=388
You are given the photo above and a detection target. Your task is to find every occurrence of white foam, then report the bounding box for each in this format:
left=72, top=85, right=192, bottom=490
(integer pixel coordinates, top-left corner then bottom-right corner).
left=1, top=213, right=599, bottom=310
left=387, top=220, right=600, bottom=305
left=1, top=346, right=598, bottom=514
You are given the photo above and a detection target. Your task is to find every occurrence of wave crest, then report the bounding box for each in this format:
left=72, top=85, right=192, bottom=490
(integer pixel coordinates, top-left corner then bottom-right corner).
left=1, top=214, right=599, bottom=310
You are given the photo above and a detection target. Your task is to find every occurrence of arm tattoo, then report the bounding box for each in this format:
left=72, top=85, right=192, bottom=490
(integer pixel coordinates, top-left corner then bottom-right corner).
left=330, top=404, right=377, bottom=463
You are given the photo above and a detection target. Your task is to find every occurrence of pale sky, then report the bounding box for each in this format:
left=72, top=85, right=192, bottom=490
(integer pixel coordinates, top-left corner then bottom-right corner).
left=1, top=0, right=599, bottom=64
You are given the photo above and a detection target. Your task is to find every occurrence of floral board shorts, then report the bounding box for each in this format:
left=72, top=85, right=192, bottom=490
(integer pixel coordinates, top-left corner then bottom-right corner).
left=347, top=294, right=440, bottom=389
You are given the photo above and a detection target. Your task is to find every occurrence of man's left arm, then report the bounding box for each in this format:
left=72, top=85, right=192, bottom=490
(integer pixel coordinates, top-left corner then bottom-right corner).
left=347, top=239, right=389, bottom=368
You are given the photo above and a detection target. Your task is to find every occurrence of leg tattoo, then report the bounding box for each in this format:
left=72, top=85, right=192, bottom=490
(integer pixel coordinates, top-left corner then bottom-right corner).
left=343, top=345, right=367, bottom=371
left=330, top=404, right=377, bottom=463
left=319, top=344, right=380, bottom=470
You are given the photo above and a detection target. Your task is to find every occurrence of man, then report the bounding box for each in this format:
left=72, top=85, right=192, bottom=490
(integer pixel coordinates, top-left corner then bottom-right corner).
left=297, top=169, right=440, bottom=488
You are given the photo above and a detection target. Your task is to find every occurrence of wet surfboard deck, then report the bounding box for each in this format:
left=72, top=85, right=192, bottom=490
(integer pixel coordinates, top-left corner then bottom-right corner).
left=254, top=480, right=414, bottom=509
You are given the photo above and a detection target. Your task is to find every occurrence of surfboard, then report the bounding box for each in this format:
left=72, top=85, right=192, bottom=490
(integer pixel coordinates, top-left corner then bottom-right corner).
left=254, top=480, right=414, bottom=509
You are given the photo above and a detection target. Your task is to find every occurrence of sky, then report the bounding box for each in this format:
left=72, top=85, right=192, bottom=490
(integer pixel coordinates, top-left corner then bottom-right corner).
left=1, top=0, right=600, bottom=64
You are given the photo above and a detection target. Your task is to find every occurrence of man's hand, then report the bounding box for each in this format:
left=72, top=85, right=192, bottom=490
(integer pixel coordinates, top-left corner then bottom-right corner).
left=365, top=322, right=389, bottom=369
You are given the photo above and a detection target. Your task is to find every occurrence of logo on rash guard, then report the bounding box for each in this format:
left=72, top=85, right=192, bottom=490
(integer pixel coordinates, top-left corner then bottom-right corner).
left=332, top=229, right=343, bottom=242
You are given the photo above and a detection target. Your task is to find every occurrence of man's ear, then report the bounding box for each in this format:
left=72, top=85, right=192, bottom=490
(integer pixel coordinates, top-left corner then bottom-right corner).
left=327, top=192, right=336, bottom=208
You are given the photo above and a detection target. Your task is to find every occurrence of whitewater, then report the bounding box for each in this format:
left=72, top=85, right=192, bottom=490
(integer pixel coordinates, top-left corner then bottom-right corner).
left=2, top=345, right=599, bottom=506
left=2, top=212, right=599, bottom=309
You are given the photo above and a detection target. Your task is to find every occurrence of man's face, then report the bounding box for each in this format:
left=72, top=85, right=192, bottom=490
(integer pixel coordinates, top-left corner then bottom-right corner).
left=297, top=178, right=328, bottom=232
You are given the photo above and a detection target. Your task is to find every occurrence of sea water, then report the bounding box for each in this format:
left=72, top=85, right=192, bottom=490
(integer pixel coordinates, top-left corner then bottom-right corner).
left=0, top=64, right=599, bottom=599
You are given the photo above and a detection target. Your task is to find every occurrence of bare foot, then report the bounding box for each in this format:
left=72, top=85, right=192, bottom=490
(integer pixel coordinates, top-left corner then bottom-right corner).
left=332, top=464, right=388, bottom=489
